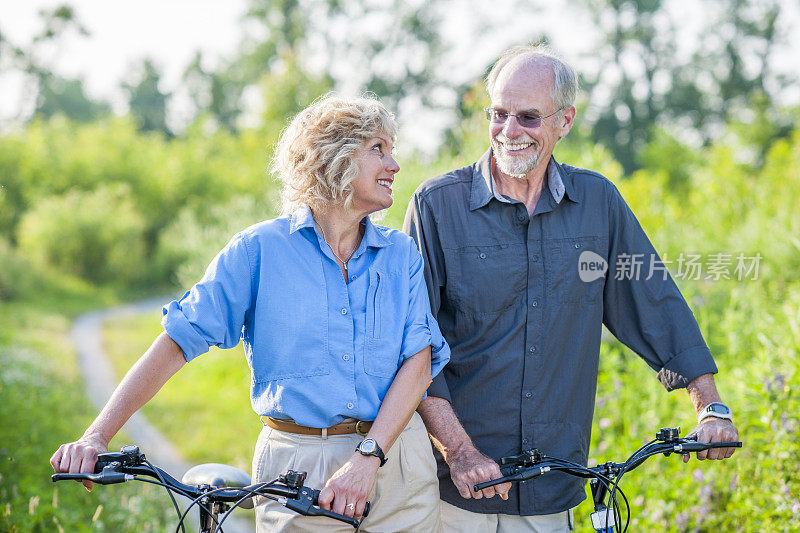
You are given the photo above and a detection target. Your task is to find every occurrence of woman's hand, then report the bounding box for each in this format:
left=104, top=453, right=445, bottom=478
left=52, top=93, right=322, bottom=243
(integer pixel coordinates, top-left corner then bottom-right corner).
left=317, top=452, right=380, bottom=519
left=50, top=432, right=109, bottom=491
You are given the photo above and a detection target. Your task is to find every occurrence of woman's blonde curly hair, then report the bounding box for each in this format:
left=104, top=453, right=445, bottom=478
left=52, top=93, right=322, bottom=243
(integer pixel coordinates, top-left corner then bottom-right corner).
left=271, top=93, right=397, bottom=214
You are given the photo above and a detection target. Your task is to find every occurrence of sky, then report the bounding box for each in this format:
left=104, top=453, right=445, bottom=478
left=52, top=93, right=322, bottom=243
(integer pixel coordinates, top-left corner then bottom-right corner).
left=1, top=0, right=798, bottom=146
left=0, top=0, right=248, bottom=124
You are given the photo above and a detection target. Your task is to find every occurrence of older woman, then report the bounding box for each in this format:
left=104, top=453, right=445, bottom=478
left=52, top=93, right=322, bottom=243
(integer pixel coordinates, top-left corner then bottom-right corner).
left=50, top=94, right=449, bottom=532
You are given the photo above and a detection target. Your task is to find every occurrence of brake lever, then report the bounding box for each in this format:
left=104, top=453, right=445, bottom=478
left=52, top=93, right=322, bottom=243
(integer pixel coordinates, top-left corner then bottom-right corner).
left=52, top=465, right=133, bottom=485
left=499, top=448, right=543, bottom=468
left=283, top=486, right=365, bottom=529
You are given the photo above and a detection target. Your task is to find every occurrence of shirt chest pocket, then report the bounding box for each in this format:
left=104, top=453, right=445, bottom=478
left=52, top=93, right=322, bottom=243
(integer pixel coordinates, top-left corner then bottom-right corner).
left=364, top=268, right=403, bottom=378
left=444, top=243, right=526, bottom=315
left=546, top=236, right=608, bottom=305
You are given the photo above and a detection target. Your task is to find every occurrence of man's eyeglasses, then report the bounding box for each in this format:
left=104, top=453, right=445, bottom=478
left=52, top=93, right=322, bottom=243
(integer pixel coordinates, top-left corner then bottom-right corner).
left=484, top=106, right=563, bottom=129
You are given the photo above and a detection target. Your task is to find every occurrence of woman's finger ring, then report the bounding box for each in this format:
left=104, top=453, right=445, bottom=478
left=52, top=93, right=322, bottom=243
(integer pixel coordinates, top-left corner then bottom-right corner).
left=347, top=503, right=355, bottom=510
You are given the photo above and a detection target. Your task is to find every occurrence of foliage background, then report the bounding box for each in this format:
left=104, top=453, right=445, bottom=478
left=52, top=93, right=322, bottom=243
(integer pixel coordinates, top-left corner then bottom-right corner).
left=1, top=0, right=798, bottom=531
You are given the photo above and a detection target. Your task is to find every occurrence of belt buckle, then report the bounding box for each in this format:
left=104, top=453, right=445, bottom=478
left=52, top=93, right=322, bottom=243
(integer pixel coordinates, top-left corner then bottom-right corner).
left=355, top=420, right=369, bottom=436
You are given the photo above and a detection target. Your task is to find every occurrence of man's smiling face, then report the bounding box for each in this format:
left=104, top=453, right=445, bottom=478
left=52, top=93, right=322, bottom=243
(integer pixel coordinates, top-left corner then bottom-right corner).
left=489, top=58, right=570, bottom=179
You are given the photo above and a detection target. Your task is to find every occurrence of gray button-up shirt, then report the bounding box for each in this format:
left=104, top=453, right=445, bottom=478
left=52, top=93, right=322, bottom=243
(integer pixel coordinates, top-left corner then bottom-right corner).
left=403, top=150, right=717, bottom=515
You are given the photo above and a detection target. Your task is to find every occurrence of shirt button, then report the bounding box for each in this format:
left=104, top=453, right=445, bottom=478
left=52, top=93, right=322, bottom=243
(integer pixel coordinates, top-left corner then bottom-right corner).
left=522, top=438, right=529, bottom=445
left=574, top=243, right=582, bottom=249
left=525, top=391, right=532, bottom=398
left=517, top=213, right=527, bottom=222
left=528, top=345, right=536, bottom=354
left=532, top=255, right=539, bottom=262
left=531, top=300, right=538, bottom=308
left=347, top=402, right=354, bottom=409
left=341, top=308, right=348, bottom=315
left=479, top=252, right=487, bottom=259
left=343, top=354, right=350, bottom=361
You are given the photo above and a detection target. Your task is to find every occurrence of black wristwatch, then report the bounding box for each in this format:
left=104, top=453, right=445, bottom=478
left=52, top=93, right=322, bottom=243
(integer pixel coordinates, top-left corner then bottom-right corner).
left=355, top=438, right=387, bottom=467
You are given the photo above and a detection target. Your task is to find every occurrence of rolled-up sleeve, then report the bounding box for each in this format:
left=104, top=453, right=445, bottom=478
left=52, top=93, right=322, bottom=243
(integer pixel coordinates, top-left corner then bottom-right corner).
left=399, top=242, right=450, bottom=378
left=162, top=233, right=254, bottom=362
left=602, top=186, right=718, bottom=391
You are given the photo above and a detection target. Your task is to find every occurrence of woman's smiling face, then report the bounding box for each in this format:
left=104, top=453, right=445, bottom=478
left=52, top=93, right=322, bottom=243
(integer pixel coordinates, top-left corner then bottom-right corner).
left=349, top=134, right=399, bottom=215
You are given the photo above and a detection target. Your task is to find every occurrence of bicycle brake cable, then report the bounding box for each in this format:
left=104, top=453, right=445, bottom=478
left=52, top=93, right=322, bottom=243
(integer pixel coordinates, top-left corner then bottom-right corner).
left=142, top=457, right=187, bottom=533
left=212, top=482, right=283, bottom=533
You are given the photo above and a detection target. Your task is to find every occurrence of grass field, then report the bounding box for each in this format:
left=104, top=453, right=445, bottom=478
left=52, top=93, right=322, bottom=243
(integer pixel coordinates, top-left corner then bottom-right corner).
left=0, top=289, right=174, bottom=531
left=102, top=312, right=259, bottom=470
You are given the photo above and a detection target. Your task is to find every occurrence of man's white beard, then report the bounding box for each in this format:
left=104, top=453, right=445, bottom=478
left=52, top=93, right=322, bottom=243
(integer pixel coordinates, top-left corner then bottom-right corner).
left=492, top=134, right=540, bottom=178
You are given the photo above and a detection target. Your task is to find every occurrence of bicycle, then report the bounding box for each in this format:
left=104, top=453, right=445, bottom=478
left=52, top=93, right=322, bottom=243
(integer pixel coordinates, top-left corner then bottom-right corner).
left=474, top=426, right=742, bottom=533
left=52, top=444, right=369, bottom=532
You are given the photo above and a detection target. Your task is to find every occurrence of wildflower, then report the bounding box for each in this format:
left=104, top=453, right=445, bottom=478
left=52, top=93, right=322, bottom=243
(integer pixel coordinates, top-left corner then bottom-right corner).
left=29, top=496, right=39, bottom=515
left=675, top=510, right=690, bottom=530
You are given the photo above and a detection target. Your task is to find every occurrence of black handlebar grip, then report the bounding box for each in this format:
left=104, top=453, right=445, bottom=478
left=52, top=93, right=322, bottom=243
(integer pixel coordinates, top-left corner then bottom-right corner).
left=473, top=479, right=496, bottom=492
left=52, top=471, right=129, bottom=485
left=677, top=441, right=742, bottom=452
left=306, top=488, right=370, bottom=526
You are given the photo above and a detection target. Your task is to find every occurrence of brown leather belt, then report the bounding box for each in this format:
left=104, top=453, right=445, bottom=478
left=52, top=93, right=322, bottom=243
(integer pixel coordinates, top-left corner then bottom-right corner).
left=263, top=417, right=372, bottom=436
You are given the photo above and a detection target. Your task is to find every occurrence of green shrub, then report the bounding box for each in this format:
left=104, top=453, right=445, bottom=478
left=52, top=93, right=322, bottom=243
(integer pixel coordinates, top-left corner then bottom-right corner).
left=156, top=195, right=276, bottom=288
left=17, top=185, right=147, bottom=285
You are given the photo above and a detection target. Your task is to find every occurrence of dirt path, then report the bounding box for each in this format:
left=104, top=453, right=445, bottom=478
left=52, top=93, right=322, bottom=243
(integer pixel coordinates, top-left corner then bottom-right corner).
left=71, top=298, right=253, bottom=532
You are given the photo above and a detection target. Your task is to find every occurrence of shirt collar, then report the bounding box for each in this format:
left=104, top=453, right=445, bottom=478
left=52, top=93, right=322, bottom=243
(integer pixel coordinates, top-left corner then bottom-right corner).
left=470, top=149, right=578, bottom=210
left=288, top=204, right=392, bottom=249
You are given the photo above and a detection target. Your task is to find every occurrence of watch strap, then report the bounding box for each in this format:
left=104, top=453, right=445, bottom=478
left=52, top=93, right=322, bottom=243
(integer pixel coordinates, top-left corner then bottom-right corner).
left=356, top=439, right=387, bottom=466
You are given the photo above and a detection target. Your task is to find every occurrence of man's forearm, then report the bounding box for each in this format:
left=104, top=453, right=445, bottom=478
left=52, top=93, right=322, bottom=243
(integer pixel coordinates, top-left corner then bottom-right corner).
left=686, top=373, right=723, bottom=415
left=417, top=395, right=474, bottom=459
left=417, top=395, right=511, bottom=499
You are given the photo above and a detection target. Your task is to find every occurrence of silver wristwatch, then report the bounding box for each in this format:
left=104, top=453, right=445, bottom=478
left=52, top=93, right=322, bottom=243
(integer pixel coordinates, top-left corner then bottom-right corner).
left=697, top=402, right=733, bottom=424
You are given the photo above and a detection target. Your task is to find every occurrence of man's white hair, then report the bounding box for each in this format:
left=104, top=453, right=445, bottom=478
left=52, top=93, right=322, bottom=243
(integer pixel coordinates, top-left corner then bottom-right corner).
left=486, top=44, right=578, bottom=111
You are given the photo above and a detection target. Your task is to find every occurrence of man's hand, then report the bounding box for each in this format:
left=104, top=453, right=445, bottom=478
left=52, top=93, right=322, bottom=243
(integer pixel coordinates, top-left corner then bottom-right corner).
left=683, top=418, right=739, bottom=463
left=446, top=444, right=510, bottom=500
left=684, top=374, right=740, bottom=463
left=317, top=453, right=379, bottom=520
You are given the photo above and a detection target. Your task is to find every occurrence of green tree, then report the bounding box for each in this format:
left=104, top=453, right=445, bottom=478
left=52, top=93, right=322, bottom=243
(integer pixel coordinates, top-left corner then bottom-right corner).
left=578, top=0, right=794, bottom=173
left=122, top=59, right=172, bottom=136
left=33, top=76, right=111, bottom=122
left=182, top=52, right=246, bottom=133
left=1, top=4, right=111, bottom=124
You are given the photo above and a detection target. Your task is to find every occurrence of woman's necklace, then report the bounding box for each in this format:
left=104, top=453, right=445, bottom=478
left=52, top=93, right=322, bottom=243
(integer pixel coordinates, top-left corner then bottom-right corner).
left=319, top=225, right=360, bottom=281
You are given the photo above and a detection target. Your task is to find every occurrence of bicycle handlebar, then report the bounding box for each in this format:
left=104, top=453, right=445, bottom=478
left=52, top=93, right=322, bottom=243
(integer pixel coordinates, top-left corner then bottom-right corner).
left=474, top=429, right=742, bottom=492
left=472, top=427, right=741, bottom=533
left=52, top=446, right=366, bottom=529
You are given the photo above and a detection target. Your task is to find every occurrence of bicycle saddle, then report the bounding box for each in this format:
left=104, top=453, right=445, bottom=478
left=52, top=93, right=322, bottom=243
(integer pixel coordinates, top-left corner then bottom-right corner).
left=181, top=463, right=254, bottom=509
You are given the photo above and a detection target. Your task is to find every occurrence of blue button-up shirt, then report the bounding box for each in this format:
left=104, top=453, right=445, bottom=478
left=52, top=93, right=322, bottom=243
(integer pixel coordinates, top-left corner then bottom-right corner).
left=162, top=206, right=450, bottom=427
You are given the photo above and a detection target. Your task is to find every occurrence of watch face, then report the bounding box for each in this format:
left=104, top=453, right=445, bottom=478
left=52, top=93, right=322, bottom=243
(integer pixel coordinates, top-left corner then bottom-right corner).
left=709, top=404, right=731, bottom=415
left=360, top=439, right=377, bottom=454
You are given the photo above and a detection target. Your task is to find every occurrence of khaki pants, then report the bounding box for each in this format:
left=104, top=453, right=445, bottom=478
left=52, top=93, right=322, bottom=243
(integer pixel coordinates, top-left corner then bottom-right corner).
left=252, top=412, right=440, bottom=532
left=440, top=499, right=573, bottom=533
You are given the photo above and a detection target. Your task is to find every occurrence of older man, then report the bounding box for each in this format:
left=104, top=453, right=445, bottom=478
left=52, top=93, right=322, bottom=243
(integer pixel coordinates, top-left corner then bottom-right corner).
left=403, top=45, right=739, bottom=532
